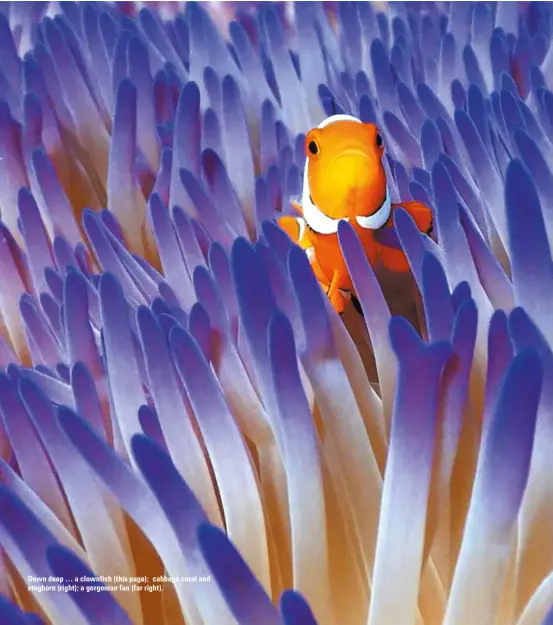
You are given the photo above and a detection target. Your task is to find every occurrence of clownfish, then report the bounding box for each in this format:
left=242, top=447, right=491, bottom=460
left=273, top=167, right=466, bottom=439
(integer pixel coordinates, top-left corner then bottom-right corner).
left=278, top=114, right=433, bottom=314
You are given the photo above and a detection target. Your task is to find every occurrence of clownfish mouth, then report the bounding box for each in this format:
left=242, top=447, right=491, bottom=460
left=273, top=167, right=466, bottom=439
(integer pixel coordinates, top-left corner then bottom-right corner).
left=302, top=185, right=392, bottom=234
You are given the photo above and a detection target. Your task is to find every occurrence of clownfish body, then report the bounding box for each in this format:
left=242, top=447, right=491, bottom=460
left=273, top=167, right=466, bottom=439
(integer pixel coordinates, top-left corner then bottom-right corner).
left=278, top=114, right=433, bottom=313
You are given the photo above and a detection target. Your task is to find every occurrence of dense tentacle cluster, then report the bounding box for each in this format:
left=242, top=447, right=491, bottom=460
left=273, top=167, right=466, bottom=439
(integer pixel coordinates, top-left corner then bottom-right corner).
left=0, top=2, right=551, bottom=625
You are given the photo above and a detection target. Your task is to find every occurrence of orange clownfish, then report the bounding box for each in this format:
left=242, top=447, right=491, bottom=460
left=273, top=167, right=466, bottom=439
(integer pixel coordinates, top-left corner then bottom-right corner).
left=278, top=114, right=433, bottom=314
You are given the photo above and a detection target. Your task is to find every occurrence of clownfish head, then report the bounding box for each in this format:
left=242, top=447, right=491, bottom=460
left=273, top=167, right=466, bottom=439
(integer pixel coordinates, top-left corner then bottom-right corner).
left=301, top=114, right=391, bottom=235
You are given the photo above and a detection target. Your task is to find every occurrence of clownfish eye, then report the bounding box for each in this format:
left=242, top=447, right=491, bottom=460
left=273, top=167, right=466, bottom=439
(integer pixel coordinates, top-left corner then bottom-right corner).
left=308, top=140, right=319, bottom=155
left=376, top=132, right=383, bottom=148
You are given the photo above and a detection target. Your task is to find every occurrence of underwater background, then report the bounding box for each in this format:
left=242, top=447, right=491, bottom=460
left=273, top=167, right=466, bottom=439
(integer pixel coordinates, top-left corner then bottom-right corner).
left=0, top=1, right=552, bottom=624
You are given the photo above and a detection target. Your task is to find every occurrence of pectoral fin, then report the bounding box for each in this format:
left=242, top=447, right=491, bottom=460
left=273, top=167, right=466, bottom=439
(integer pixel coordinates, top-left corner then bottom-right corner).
left=391, top=201, right=433, bottom=234
left=278, top=216, right=304, bottom=243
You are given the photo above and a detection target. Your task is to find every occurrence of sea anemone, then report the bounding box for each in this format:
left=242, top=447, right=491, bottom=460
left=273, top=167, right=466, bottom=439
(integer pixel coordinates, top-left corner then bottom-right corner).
left=0, top=1, right=552, bottom=624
